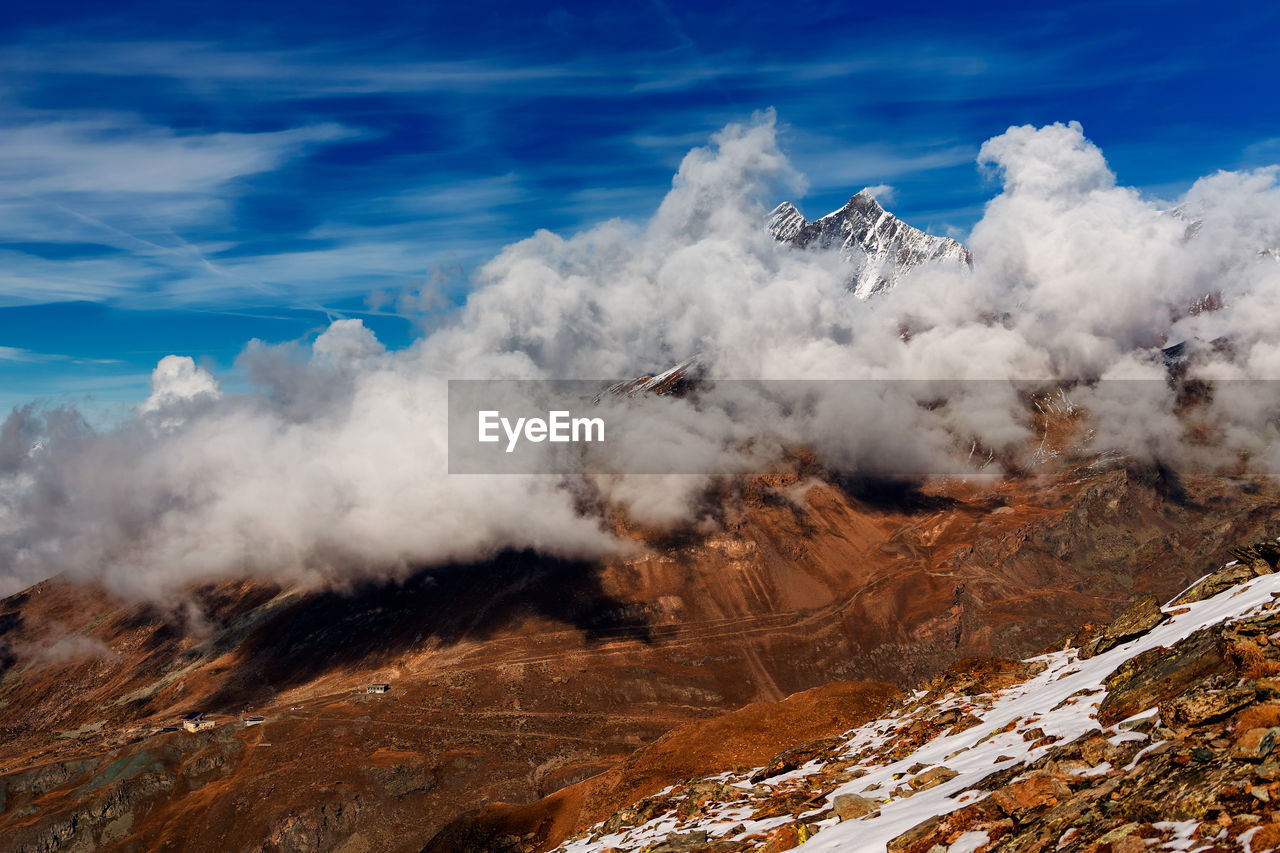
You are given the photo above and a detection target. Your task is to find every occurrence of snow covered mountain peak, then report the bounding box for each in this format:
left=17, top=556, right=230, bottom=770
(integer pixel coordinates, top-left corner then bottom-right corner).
left=767, top=201, right=806, bottom=242
left=769, top=190, right=973, bottom=299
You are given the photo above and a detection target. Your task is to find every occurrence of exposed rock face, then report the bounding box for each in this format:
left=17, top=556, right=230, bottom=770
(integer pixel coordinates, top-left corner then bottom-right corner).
left=749, top=737, right=843, bottom=784
left=1096, top=628, right=1228, bottom=725
left=1173, top=548, right=1277, bottom=605
left=768, top=191, right=972, bottom=298
left=540, top=546, right=1280, bottom=853
left=1079, top=594, right=1168, bottom=659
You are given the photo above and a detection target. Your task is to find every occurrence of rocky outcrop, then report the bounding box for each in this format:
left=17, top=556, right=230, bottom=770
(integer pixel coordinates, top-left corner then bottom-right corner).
left=1172, top=554, right=1276, bottom=605
left=545, top=539, right=1280, bottom=853
left=1, top=748, right=179, bottom=853
left=1096, top=628, right=1229, bottom=726
left=1079, top=595, right=1168, bottom=659
left=749, top=738, right=842, bottom=783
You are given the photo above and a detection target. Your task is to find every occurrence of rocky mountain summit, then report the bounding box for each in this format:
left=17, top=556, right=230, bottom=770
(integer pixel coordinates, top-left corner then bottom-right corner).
left=768, top=191, right=972, bottom=298
left=545, top=543, right=1280, bottom=853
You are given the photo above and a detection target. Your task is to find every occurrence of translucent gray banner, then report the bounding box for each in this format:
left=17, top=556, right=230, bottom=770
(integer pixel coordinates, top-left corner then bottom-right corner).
left=447, top=378, right=1280, bottom=475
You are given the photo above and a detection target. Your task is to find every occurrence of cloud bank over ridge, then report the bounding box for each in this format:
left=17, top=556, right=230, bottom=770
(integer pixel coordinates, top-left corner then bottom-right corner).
left=2, top=112, right=1280, bottom=597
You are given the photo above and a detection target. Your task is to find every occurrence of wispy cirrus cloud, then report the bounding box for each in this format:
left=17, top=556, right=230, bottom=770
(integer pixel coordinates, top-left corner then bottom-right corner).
left=156, top=229, right=480, bottom=307
left=0, top=35, right=1039, bottom=103
left=0, top=112, right=362, bottom=306
left=0, top=345, right=46, bottom=362
left=0, top=117, right=355, bottom=195
left=0, top=345, right=119, bottom=364
left=780, top=126, right=978, bottom=183
left=379, top=173, right=529, bottom=222
left=0, top=3, right=1266, bottom=318
left=0, top=41, right=604, bottom=97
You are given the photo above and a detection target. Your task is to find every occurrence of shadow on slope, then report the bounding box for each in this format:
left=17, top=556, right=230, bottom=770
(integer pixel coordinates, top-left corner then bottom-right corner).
left=830, top=474, right=966, bottom=514
left=202, top=549, right=651, bottom=710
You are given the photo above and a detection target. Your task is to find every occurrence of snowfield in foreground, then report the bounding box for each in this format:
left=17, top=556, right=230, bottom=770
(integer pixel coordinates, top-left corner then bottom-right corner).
left=555, top=557, right=1280, bottom=852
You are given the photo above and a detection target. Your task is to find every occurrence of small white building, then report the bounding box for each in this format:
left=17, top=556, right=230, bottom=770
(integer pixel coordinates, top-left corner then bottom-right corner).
left=183, top=718, right=215, bottom=732
left=366, top=683, right=390, bottom=695
left=242, top=716, right=265, bottom=726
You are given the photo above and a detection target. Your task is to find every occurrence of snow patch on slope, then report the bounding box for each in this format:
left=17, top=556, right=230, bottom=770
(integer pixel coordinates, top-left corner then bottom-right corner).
left=555, top=565, right=1280, bottom=853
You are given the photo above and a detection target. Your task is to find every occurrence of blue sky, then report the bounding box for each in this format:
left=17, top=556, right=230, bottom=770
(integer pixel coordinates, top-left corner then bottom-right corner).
left=1, top=0, right=1277, bottom=417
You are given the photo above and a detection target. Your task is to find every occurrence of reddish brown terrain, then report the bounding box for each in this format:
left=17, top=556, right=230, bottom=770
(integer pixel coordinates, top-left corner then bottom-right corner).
left=424, top=679, right=902, bottom=853
left=2, top=463, right=1279, bottom=852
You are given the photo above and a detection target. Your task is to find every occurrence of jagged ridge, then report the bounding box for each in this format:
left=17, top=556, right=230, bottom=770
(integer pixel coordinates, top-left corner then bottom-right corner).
left=769, top=190, right=972, bottom=299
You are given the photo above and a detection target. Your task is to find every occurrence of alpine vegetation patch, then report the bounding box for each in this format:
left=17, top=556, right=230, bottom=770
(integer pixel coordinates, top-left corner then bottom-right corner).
left=478, top=410, right=605, bottom=453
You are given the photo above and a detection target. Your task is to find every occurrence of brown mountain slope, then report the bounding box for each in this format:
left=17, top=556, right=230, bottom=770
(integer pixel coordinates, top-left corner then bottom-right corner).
left=528, top=549, right=1280, bottom=853
left=424, top=679, right=900, bottom=853
left=2, top=465, right=1279, bottom=851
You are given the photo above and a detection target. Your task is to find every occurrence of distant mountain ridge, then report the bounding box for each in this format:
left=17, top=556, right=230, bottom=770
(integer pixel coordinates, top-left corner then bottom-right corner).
left=769, top=190, right=973, bottom=298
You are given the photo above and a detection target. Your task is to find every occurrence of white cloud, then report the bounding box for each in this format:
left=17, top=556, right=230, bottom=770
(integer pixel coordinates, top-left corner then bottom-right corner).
left=860, top=184, right=897, bottom=204
left=2, top=114, right=1279, bottom=599
left=139, top=355, right=221, bottom=414
left=977, top=120, right=1113, bottom=198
